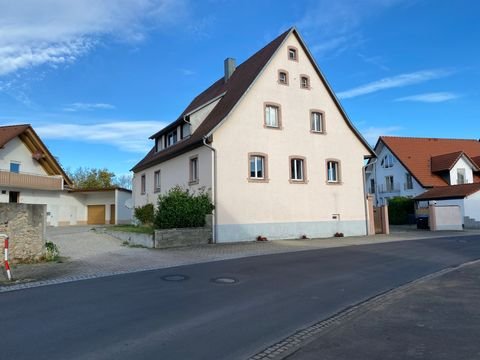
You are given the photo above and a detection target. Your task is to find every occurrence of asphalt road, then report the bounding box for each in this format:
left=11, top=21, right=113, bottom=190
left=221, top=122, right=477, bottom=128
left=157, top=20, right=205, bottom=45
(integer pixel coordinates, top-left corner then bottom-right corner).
left=1, top=235, right=480, bottom=360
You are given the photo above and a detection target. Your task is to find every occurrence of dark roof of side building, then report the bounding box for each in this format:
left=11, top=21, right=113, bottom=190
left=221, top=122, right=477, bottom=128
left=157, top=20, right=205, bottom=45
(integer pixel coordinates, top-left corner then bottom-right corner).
left=414, top=183, right=480, bottom=200
left=131, top=27, right=374, bottom=172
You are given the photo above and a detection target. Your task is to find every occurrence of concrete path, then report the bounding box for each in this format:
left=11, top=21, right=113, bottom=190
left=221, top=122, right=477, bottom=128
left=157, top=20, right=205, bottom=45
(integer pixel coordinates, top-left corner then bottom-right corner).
left=1, top=225, right=480, bottom=290
left=284, top=260, right=480, bottom=360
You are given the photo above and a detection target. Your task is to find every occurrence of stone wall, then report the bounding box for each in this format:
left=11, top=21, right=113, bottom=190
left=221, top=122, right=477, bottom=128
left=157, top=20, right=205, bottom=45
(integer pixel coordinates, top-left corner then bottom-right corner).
left=154, top=214, right=213, bottom=249
left=104, top=229, right=154, bottom=248
left=0, top=203, right=46, bottom=262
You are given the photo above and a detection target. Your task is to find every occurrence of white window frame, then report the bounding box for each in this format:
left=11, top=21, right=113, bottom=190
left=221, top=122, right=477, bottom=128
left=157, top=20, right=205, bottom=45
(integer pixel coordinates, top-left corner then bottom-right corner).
left=250, top=155, right=265, bottom=179
left=264, top=104, right=280, bottom=128
left=189, top=156, right=199, bottom=184
left=327, top=161, right=340, bottom=183
left=154, top=170, right=161, bottom=192
left=290, top=158, right=305, bottom=182
left=311, top=111, right=324, bottom=133
left=140, top=174, right=146, bottom=195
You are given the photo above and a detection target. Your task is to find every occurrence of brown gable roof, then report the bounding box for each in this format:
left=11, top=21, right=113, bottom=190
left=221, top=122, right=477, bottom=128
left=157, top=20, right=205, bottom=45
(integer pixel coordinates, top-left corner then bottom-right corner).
left=414, top=183, right=480, bottom=200
left=132, top=27, right=374, bottom=172
left=0, top=124, right=30, bottom=148
left=0, top=124, right=73, bottom=187
left=430, top=151, right=464, bottom=172
left=379, top=136, right=480, bottom=187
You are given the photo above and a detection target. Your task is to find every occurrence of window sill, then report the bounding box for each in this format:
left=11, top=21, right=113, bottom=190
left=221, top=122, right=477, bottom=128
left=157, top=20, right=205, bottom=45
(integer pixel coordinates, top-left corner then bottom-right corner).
left=188, top=180, right=199, bottom=186
left=326, top=181, right=343, bottom=185
left=277, top=81, right=289, bottom=86
left=300, top=86, right=311, bottom=90
left=140, top=192, right=146, bottom=195
left=247, top=178, right=270, bottom=183
left=154, top=189, right=161, bottom=193
left=264, top=125, right=283, bottom=130
left=310, top=130, right=326, bottom=135
left=289, top=179, right=308, bottom=184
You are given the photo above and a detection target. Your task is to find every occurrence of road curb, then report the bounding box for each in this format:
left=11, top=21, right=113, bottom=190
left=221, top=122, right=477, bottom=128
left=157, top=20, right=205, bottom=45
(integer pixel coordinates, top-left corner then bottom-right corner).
left=248, top=258, right=480, bottom=360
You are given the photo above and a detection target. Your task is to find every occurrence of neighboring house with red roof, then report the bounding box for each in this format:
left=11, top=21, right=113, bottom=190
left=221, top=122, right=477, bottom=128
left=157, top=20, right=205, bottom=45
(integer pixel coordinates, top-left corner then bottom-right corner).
left=366, top=136, right=480, bottom=227
left=132, top=27, right=375, bottom=242
left=0, top=124, right=132, bottom=226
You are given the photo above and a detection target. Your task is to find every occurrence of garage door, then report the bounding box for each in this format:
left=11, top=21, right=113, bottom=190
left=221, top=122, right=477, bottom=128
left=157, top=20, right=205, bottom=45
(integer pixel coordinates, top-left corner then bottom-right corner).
left=87, top=205, right=106, bottom=225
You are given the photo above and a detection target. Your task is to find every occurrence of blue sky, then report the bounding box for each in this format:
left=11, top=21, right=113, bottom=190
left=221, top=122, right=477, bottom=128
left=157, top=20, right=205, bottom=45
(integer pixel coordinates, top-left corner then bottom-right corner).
left=0, top=0, right=478, bottom=177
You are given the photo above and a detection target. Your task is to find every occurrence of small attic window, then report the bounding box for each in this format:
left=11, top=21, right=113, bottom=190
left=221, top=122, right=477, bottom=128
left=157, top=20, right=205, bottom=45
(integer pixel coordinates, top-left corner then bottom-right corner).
left=288, top=46, right=298, bottom=61
left=278, top=70, right=288, bottom=85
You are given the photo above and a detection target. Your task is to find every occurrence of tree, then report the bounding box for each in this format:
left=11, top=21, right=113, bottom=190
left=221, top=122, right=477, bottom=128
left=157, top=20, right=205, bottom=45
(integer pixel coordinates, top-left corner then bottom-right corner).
left=68, top=167, right=115, bottom=189
left=113, top=174, right=132, bottom=190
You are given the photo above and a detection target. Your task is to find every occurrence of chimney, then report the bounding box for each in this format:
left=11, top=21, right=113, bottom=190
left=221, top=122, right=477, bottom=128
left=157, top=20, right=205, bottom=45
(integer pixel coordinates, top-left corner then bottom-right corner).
left=224, top=58, right=236, bottom=82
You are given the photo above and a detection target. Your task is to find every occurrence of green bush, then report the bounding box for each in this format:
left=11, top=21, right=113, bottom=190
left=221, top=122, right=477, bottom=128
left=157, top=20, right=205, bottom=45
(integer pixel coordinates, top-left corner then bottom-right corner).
left=154, top=186, right=214, bottom=229
left=45, top=241, right=60, bottom=261
left=388, top=196, right=414, bottom=225
left=134, top=203, right=154, bottom=226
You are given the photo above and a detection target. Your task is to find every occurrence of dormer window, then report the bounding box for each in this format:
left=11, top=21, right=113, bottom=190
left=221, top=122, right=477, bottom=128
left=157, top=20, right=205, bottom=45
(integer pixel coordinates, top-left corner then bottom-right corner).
left=182, top=123, right=191, bottom=139
left=288, top=46, right=298, bottom=61
left=457, top=168, right=466, bottom=184
left=300, top=75, right=310, bottom=89
left=278, top=70, right=288, bottom=85
left=167, top=129, right=177, bottom=147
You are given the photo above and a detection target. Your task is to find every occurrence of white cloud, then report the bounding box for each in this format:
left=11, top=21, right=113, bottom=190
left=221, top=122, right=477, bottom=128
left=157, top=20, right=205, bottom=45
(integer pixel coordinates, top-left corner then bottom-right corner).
left=395, top=92, right=460, bottom=103
left=63, top=102, right=116, bottom=112
left=35, top=121, right=167, bottom=153
left=360, top=125, right=402, bottom=145
left=337, top=69, right=454, bottom=99
left=0, top=0, right=189, bottom=76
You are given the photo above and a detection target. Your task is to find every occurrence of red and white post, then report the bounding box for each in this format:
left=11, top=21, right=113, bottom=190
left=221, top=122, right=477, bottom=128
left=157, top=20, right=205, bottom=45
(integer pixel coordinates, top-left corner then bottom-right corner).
left=2, top=235, right=12, bottom=281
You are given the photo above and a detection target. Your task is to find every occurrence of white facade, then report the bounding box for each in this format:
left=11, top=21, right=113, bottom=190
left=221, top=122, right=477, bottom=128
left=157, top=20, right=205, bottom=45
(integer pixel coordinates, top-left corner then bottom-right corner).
left=0, top=129, right=132, bottom=226
left=450, top=156, right=474, bottom=185
left=133, top=29, right=373, bottom=242
left=133, top=146, right=212, bottom=207
left=366, top=144, right=424, bottom=206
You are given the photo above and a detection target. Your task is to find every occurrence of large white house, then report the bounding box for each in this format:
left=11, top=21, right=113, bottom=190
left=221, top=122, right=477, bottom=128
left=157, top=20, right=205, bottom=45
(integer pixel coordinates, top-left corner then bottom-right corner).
left=132, top=27, right=375, bottom=242
left=0, top=124, right=132, bottom=226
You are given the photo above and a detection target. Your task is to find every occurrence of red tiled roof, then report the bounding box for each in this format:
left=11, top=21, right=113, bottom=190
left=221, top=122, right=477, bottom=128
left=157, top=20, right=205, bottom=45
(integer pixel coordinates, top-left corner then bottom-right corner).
left=0, top=124, right=30, bottom=148
left=131, top=27, right=374, bottom=172
left=414, top=183, right=480, bottom=200
left=379, top=136, right=480, bottom=187
left=430, top=151, right=464, bottom=172
left=472, top=156, right=480, bottom=168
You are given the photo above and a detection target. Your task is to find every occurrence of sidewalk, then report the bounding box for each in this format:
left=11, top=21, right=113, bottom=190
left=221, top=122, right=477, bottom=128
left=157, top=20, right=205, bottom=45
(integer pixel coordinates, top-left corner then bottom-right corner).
left=1, top=226, right=479, bottom=291
left=283, top=260, right=480, bottom=360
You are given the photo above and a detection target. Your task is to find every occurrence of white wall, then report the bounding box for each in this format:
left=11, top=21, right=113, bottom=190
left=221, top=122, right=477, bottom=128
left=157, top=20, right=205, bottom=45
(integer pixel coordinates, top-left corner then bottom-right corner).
left=133, top=146, right=212, bottom=208
left=116, top=189, right=133, bottom=224
left=465, top=191, right=480, bottom=221
left=450, top=157, right=474, bottom=185
left=0, top=187, right=87, bottom=226
left=0, top=137, right=48, bottom=175
left=211, top=32, right=371, bottom=241
left=190, top=99, right=221, bottom=133
left=367, top=144, right=424, bottom=206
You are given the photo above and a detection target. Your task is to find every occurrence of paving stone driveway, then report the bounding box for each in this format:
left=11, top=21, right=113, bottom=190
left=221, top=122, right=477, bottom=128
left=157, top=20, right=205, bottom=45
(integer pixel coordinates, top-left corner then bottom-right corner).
left=1, top=225, right=479, bottom=291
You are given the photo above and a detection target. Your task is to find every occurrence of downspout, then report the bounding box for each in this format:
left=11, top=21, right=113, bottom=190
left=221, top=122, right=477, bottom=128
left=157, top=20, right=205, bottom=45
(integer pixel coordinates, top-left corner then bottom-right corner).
left=202, top=136, right=217, bottom=244
left=362, top=158, right=377, bottom=236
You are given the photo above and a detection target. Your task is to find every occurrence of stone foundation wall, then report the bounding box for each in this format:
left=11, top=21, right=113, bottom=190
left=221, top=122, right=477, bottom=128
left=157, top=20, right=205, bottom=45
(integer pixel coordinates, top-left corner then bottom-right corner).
left=0, top=203, right=46, bottom=262
left=154, top=214, right=213, bottom=249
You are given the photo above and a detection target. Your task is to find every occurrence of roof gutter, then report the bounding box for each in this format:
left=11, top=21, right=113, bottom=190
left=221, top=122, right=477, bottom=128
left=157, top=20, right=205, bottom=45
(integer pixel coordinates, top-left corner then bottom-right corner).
left=203, top=135, right=217, bottom=244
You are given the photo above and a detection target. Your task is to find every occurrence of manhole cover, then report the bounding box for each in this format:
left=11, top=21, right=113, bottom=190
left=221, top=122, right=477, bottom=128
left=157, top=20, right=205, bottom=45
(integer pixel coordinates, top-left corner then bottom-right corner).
left=162, top=274, right=189, bottom=281
left=211, top=277, right=238, bottom=284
